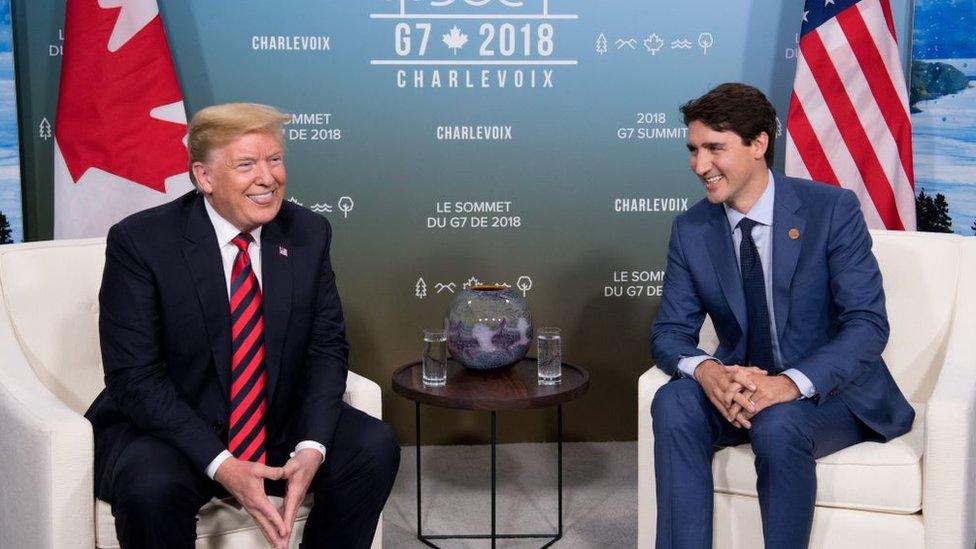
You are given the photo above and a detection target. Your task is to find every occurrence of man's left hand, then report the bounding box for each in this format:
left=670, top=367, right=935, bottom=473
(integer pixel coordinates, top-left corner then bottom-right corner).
left=278, top=448, right=324, bottom=545
left=727, top=374, right=801, bottom=428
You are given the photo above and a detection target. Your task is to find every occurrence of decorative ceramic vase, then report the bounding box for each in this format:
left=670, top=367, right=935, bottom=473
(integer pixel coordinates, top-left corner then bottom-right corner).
left=445, top=284, right=534, bottom=371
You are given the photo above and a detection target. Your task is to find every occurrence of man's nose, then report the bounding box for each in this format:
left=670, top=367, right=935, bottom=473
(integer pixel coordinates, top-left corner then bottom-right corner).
left=693, top=153, right=711, bottom=175
left=255, top=161, right=274, bottom=184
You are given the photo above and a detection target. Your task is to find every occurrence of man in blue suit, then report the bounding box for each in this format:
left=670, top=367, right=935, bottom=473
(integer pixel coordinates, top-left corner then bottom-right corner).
left=650, top=83, right=914, bottom=549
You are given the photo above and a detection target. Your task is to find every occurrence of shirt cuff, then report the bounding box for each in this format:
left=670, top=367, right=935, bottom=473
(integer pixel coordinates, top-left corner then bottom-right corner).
left=292, top=440, right=327, bottom=463
left=677, top=355, right=718, bottom=379
left=782, top=368, right=817, bottom=399
left=205, top=450, right=233, bottom=480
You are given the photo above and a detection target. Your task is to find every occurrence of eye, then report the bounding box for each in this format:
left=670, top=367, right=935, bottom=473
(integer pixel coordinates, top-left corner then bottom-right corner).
left=235, top=161, right=254, bottom=171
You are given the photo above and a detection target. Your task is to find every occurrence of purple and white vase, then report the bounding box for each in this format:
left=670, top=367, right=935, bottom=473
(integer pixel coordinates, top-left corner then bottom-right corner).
left=445, top=284, right=534, bottom=371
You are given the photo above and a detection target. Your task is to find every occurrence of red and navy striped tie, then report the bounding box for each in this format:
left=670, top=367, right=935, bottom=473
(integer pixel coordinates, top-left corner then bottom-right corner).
left=228, top=233, right=267, bottom=464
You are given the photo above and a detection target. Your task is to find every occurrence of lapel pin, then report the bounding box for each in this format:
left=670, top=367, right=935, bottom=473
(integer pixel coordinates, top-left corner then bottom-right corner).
left=788, top=228, right=800, bottom=240
left=279, top=246, right=288, bottom=257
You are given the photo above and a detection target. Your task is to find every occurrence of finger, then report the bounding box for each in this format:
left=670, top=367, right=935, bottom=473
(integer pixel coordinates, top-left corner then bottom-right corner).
left=734, top=412, right=752, bottom=429
left=721, top=382, right=743, bottom=406
left=257, top=496, right=288, bottom=538
left=283, top=492, right=302, bottom=534
left=730, top=392, right=756, bottom=413
left=249, top=508, right=280, bottom=547
left=727, top=402, right=742, bottom=422
left=259, top=465, right=284, bottom=481
left=729, top=371, right=758, bottom=391
left=706, top=394, right=734, bottom=421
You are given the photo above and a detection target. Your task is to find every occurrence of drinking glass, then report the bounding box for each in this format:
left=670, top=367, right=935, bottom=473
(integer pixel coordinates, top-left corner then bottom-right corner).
left=422, top=329, right=447, bottom=387
left=537, top=327, right=562, bottom=385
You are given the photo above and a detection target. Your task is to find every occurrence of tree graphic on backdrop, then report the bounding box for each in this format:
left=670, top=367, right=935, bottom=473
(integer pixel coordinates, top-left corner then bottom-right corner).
left=915, top=189, right=953, bottom=233
left=0, top=212, right=12, bottom=244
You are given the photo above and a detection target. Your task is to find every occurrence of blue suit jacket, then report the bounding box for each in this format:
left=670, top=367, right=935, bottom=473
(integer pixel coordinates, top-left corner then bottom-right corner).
left=651, top=172, right=914, bottom=441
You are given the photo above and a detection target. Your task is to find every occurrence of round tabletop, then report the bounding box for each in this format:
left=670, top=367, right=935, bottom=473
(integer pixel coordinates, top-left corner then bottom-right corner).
left=391, top=358, right=589, bottom=411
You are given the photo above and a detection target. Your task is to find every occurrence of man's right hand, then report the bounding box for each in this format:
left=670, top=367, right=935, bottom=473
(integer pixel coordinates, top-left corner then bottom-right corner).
left=693, top=360, right=766, bottom=423
left=215, top=457, right=288, bottom=548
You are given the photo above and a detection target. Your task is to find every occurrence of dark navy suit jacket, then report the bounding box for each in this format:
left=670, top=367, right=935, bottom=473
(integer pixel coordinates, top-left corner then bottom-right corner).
left=86, top=191, right=349, bottom=479
left=651, top=172, right=914, bottom=441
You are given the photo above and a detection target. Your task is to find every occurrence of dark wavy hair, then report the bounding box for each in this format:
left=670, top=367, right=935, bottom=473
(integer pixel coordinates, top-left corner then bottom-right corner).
left=680, top=83, right=777, bottom=166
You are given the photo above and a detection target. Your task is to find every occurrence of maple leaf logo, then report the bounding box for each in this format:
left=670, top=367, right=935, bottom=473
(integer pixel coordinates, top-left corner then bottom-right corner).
left=56, top=0, right=186, bottom=193
left=442, top=26, right=468, bottom=54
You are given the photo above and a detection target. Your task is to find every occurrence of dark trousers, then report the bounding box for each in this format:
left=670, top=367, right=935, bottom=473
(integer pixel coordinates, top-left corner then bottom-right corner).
left=99, top=403, right=400, bottom=549
left=651, top=378, right=866, bottom=549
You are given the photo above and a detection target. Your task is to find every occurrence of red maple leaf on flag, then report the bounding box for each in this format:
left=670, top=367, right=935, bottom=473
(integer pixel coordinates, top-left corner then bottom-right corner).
left=55, top=0, right=187, bottom=193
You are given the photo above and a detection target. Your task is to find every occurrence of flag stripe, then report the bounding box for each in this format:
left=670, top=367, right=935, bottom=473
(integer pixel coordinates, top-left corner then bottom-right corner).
left=817, top=15, right=915, bottom=225
left=792, top=53, right=888, bottom=229
left=835, top=5, right=913, bottom=180
left=878, top=0, right=896, bottom=38
left=786, top=0, right=915, bottom=231
left=786, top=92, right=840, bottom=186
left=798, top=29, right=903, bottom=229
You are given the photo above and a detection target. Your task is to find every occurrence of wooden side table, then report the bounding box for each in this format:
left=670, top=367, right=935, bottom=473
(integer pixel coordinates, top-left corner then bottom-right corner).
left=392, top=358, right=589, bottom=548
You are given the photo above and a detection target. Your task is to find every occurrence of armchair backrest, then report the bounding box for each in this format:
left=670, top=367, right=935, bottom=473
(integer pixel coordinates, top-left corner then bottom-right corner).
left=870, top=230, right=962, bottom=402
left=0, top=238, right=107, bottom=414
left=699, top=230, right=965, bottom=403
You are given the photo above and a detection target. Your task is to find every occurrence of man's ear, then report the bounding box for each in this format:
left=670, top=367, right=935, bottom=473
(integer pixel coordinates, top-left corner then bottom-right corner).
left=752, top=131, right=769, bottom=161
left=192, top=162, right=213, bottom=194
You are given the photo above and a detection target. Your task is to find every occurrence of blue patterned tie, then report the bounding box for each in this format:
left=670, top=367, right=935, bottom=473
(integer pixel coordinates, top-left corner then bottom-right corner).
left=737, top=218, right=775, bottom=371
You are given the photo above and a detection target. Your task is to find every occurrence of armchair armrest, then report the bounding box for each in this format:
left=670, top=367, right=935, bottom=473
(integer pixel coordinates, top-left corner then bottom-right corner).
left=0, top=303, right=95, bottom=549
left=923, top=240, right=976, bottom=549
left=637, top=365, right=671, bottom=549
left=343, top=370, right=383, bottom=420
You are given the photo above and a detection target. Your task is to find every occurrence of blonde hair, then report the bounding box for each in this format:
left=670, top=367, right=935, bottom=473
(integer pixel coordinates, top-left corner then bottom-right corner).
left=187, top=103, right=290, bottom=185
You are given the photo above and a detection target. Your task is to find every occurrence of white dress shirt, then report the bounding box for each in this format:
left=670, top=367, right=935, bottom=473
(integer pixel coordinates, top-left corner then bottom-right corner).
left=676, top=171, right=817, bottom=399
left=203, top=197, right=326, bottom=479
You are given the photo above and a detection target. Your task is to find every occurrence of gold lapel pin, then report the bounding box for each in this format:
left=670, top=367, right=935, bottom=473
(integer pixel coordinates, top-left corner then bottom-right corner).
left=788, top=228, right=800, bottom=240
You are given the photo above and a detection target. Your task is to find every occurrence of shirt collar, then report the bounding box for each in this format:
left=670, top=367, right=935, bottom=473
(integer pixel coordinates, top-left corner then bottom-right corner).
left=203, top=195, right=262, bottom=248
left=724, top=169, right=775, bottom=232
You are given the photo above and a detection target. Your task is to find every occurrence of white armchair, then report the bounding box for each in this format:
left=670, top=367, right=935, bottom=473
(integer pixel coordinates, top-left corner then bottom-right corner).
left=638, top=230, right=976, bottom=548
left=0, top=238, right=384, bottom=549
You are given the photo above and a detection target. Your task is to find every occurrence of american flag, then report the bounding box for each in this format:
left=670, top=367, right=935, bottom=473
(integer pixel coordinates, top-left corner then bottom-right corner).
left=785, top=0, right=916, bottom=231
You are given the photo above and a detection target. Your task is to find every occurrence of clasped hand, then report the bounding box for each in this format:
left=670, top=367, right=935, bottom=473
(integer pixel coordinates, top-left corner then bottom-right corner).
left=215, top=449, right=323, bottom=549
left=693, top=360, right=800, bottom=428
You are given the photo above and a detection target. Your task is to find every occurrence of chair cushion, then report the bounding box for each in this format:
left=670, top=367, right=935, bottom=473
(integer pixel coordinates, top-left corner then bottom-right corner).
left=95, top=494, right=313, bottom=548
left=712, top=404, right=924, bottom=514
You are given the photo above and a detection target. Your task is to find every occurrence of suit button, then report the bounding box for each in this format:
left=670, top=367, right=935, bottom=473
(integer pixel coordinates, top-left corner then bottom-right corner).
left=212, top=420, right=225, bottom=432
left=828, top=390, right=837, bottom=397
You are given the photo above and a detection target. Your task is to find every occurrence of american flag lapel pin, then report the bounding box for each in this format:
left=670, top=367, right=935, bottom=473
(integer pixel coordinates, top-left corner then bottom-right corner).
left=279, top=245, right=288, bottom=257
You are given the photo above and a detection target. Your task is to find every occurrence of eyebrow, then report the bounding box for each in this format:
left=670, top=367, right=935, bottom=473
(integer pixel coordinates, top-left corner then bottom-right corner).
left=686, top=141, right=723, bottom=151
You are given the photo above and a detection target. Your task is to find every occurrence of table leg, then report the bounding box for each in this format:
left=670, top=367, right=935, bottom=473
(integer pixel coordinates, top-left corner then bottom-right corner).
left=558, top=403, right=563, bottom=538
left=416, top=402, right=423, bottom=541
left=540, top=404, right=564, bottom=548
left=415, top=404, right=563, bottom=547
left=491, top=410, right=497, bottom=548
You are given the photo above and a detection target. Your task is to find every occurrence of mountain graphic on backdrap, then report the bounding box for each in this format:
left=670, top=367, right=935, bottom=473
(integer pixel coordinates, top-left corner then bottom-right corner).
left=54, top=0, right=192, bottom=238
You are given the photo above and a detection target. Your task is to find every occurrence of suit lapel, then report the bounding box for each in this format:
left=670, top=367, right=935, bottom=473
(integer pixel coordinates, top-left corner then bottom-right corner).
left=260, top=217, right=292, bottom=405
left=771, top=174, right=805, bottom=340
left=182, top=194, right=232, bottom=399
left=703, top=204, right=747, bottom=332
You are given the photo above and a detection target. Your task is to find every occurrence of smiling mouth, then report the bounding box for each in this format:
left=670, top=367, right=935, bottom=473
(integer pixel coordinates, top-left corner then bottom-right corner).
left=247, top=189, right=276, bottom=206
left=702, top=174, right=724, bottom=187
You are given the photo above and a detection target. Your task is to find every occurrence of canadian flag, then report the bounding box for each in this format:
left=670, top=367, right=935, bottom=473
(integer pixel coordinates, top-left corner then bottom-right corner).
left=54, top=0, right=193, bottom=238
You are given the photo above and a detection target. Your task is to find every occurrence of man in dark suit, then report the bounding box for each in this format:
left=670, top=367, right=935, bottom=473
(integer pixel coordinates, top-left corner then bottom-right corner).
left=86, top=103, right=399, bottom=548
left=650, top=83, right=914, bottom=549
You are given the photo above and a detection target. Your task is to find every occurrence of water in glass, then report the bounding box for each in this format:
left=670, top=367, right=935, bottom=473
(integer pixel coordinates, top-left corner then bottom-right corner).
left=537, top=327, right=562, bottom=385
left=422, top=329, right=447, bottom=387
